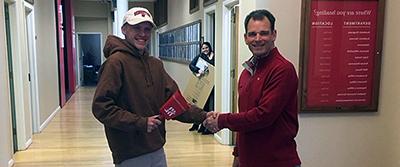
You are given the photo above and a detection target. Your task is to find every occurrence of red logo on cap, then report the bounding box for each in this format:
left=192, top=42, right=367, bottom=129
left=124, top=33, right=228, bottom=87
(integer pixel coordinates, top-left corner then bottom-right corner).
left=134, top=10, right=151, bottom=18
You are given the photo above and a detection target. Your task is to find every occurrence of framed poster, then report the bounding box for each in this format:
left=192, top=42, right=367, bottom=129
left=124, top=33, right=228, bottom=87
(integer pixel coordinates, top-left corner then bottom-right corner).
left=190, top=0, right=200, bottom=14
left=299, top=0, right=385, bottom=112
left=155, top=0, right=168, bottom=27
left=203, top=0, right=217, bottom=7
left=183, top=61, right=214, bottom=109
left=159, top=20, right=201, bottom=63
left=26, top=0, right=34, bottom=4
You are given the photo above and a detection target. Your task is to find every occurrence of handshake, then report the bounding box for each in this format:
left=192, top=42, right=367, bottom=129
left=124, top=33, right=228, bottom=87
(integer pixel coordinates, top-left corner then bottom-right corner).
left=146, top=111, right=222, bottom=133
left=203, top=112, right=221, bottom=133
left=150, top=90, right=223, bottom=134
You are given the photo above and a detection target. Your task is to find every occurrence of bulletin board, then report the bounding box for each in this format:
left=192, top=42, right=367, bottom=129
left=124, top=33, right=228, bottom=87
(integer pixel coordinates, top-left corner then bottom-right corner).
left=159, top=20, right=201, bottom=64
left=299, top=0, right=385, bottom=112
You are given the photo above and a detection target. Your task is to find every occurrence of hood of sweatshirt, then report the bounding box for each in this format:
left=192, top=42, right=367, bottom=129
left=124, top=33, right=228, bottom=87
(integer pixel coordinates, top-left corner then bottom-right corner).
left=103, top=35, right=154, bottom=86
left=103, top=35, right=150, bottom=59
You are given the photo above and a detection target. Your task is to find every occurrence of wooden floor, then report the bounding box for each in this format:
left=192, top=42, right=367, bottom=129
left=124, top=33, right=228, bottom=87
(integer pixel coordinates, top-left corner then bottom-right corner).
left=13, top=87, right=233, bottom=167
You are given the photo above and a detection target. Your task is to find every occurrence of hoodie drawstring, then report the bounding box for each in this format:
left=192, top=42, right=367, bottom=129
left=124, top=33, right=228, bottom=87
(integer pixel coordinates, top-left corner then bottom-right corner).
left=139, top=56, right=154, bottom=87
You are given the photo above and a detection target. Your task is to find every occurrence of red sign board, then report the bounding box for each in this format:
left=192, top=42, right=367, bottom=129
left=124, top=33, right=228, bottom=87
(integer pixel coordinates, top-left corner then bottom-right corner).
left=306, top=0, right=379, bottom=108
left=159, top=90, right=190, bottom=120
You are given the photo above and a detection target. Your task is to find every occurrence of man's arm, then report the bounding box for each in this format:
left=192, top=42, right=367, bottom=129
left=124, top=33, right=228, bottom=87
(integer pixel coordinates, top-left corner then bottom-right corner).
left=160, top=63, right=208, bottom=123
left=92, top=57, right=148, bottom=133
left=174, top=105, right=207, bottom=124
left=218, top=65, right=298, bottom=132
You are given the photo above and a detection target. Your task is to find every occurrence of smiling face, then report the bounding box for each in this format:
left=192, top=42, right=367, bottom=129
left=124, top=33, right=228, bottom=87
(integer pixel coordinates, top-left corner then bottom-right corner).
left=122, top=22, right=153, bottom=51
left=244, top=17, right=276, bottom=57
left=201, top=44, right=210, bottom=55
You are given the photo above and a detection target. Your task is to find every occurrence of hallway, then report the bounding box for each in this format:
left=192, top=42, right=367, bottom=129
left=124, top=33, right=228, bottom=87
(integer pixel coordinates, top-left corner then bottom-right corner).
left=12, top=87, right=233, bottom=167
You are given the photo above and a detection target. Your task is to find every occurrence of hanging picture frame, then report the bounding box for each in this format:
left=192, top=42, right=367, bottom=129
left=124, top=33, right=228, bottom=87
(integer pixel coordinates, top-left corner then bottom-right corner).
left=299, top=0, right=385, bottom=112
left=203, top=0, right=217, bottom=7
left=159, top=20, right=202, bottom=64
left=190, top=0, right=200, bottom=14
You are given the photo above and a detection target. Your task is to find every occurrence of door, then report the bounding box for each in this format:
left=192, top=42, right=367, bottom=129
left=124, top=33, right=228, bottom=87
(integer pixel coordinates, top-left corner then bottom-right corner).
left=76, top=35, right=83, bottom=86
left=25, top=2, right=40, bottom=133
left=230, top=5, right=240, bottom=145
left=78, top=33, right=102, bottom=86
left=205, top=11, right=216, bottom=48
left=4, top=2, right=18, bottom=153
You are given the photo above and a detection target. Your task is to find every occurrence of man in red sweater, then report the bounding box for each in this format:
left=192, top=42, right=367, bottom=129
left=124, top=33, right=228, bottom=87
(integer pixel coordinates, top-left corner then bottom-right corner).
left=204, top=9, right=301, bottom=167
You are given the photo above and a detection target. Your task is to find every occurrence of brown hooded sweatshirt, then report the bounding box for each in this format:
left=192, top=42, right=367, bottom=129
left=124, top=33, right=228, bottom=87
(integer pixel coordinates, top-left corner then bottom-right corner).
left=92, top=35, right=207, bottom=164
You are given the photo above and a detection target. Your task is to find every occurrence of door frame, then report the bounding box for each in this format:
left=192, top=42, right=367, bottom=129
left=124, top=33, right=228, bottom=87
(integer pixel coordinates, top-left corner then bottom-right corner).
left=214, top=0, right=239, bottom=145
left=5, top=0, right=33, bottom=150
left=4, top=1, right=18, bottom=153
left=203, top=4, right=216, bottom=48
left=75, top=32, right=103, bottom=87
left=24, top=1, right=40, bottom=134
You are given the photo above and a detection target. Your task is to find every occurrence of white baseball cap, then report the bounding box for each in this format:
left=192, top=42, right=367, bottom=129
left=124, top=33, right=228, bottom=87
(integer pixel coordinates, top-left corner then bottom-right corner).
left=122, top=7, right=156, bottom=27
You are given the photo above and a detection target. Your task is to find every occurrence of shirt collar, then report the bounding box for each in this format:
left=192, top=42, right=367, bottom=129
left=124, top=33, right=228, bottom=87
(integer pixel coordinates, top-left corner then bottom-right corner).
left=242, top=47, right=276, bottom=76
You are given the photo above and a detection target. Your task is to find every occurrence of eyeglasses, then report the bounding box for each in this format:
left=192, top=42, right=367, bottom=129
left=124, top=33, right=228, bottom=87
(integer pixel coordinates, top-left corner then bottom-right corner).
left=246, top=31, right=271, bottom=38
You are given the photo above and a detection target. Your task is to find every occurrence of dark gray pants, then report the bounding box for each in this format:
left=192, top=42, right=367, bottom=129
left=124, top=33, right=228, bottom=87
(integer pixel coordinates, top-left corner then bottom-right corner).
left=115, top=148, right=167, bottom=167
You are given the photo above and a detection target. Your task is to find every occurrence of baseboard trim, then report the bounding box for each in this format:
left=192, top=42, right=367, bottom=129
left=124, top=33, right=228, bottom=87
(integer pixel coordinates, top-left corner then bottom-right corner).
left=39, top=106, right=61, bottom=132
left=24, top=138, right=33, bottom=150
left=214, top=132, right=223, bottom=144
left=214, top=129, right=232, bottom=145
left=8, top=159, right=14, bottom=167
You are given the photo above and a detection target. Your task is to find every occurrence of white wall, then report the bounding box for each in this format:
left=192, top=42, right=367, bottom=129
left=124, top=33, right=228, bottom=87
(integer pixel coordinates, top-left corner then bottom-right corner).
left=250, top=0, right=400, bottom=166
left=74, top=0, right=111, bottom=62
left=0, top=1, right=14, bottom=166
left=34, top=0, right=61, bottom=127
left=74, top=0, right=109, bottom=18
left=75, top=18, right=109, bottom=51
left=379, top=0, right=400, bottom=165
left=158, top=0, right=205, bottom=90
left=237, top=0, right=256, bottom=73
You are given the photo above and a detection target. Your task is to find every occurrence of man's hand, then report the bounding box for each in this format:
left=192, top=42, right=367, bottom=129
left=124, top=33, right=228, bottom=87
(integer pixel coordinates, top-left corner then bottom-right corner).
left=147, top=115, right=162, bottom=133
left=206, top=111, right=219, bottom=119
left=203, top=111, right=220, bottom=133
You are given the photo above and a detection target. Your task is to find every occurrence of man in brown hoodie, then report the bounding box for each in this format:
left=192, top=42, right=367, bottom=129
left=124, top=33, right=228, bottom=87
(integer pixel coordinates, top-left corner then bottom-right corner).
left=92, top=7, right=209, bottom=167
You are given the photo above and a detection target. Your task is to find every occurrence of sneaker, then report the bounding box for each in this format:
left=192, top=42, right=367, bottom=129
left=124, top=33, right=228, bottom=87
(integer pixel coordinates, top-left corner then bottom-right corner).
left=189, top=124, right=199, bottom=131
left=197, top=125, right=206, bottom=133
left=202, top=130, right=214, bottom=135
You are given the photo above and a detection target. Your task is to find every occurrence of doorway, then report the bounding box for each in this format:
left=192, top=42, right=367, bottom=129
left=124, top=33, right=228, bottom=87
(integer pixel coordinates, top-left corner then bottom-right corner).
left=229, top=5, right=239, bottom=145
left=76, top=33, right=102, bottom=86
left=4, top=2, right=18, bottom=153
left=24, top=1, right=40, bottom=133
left=204, top=7, right=216, bottom=48
left=218, top=0, right=239, bottom=145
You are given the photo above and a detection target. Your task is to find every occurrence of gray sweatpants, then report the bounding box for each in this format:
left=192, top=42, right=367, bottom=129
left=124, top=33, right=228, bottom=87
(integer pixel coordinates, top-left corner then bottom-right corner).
left=115, top=148, right=167, bottom=167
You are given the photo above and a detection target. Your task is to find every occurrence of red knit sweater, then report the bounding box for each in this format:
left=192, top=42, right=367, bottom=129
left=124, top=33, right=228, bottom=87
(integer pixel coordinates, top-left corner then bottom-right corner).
left=218, top=48, right=301, bottom=167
